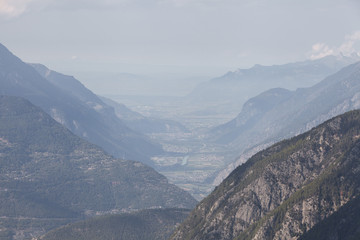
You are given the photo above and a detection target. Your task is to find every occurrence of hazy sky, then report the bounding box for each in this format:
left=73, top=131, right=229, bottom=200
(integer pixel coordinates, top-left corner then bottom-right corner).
left=1, top=0, right=360, bottom=89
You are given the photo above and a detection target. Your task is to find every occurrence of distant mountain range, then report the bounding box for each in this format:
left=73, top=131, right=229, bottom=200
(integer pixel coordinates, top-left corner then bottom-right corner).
left=187, top=54, right=360, bottom=115
left=0, top=43, right=162, bottom=166
left=39, top=208, right=190, bottom=240
left=171, top=110, right=360, bottom=240
left=212, top=60, right=360, bottom=185
left=0, top=95, right=197, bottom=239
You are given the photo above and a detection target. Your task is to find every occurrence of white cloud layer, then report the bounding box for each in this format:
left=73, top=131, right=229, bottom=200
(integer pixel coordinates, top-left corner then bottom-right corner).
left=0, top=0, right=31, bottom=17
left=309, top=31, right=360, bottom=60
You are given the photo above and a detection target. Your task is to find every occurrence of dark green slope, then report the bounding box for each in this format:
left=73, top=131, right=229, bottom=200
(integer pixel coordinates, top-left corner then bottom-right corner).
left=39, top=208, right=190, bottom=240
left=298, top=196, right=360, bottom=240
left=0, top=96, right=197, bottom=239
left=171, top=110, right=360, bottom=240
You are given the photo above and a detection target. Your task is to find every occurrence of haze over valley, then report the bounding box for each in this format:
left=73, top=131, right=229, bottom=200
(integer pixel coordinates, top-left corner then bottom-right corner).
left=1, top=0, right=360, bottom=239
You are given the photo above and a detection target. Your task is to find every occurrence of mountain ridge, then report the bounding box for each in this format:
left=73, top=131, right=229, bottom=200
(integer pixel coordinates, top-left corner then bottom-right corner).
left=0, top=43, right=162, bottom=165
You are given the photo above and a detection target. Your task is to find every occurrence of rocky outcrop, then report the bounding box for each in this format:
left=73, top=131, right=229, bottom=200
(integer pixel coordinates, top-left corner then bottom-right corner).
left=171, top=110, right=360, bottom=240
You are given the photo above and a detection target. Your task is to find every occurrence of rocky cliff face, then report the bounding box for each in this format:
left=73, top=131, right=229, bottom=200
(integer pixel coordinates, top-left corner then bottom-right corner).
left=171, top=110, right=360, bottom=240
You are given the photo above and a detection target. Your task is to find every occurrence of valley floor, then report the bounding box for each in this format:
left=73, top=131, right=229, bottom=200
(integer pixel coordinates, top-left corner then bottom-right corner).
left=109, top=95, right=243, bottom=200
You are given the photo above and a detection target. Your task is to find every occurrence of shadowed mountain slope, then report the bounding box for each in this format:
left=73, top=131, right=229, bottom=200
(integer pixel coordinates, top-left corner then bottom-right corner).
left=0, top=95, right=197, bottom=239
left=298, top=195, right=360, bottom=240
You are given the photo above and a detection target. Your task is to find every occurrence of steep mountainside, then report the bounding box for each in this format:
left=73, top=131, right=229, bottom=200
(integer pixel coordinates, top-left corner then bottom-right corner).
left=212, top=61, right=360, bottom=184
left=0, top=96, right=196, bottom=240
left=100, top=96, right=188, bottom=134
left=187, top=55, right=360, bottom=115
left=171, top=110, right=360, bottom=240
left=39, top=209, right=190, bottom=240
left=0, top=43, right=162, bottom=165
